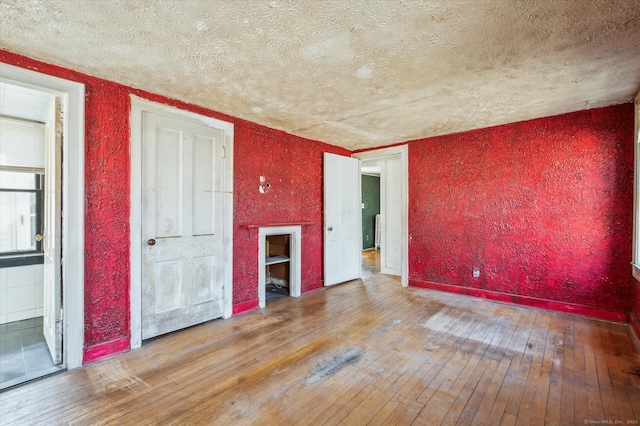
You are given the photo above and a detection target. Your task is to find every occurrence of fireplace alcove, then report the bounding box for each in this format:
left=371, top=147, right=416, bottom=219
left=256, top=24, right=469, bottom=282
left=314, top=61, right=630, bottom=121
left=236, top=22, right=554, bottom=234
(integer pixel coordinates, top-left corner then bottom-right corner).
left=256, top=225, right=303, bottom=308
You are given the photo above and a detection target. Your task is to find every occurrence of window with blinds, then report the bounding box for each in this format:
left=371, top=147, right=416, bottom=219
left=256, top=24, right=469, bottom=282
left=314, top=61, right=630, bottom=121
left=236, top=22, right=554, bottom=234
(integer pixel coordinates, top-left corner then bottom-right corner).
left=0, top=117, right=45, bottom=172
left=0, top=116, right=46, bottom=258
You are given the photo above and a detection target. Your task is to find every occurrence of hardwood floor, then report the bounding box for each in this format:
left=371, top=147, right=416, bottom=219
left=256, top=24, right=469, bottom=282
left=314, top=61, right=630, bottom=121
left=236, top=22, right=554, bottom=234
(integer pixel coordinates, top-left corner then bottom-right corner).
left=1, top=253, right=639, bottom=425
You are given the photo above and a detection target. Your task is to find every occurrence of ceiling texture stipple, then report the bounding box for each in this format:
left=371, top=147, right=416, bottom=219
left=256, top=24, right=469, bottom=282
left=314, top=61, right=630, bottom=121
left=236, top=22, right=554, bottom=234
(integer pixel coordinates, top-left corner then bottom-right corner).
left=1, top=0, right=639, bottom=150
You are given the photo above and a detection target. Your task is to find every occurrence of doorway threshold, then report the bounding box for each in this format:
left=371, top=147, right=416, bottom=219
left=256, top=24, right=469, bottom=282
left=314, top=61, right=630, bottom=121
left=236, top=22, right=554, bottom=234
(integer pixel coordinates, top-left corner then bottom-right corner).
left=1, top=365, right=65, bottom=391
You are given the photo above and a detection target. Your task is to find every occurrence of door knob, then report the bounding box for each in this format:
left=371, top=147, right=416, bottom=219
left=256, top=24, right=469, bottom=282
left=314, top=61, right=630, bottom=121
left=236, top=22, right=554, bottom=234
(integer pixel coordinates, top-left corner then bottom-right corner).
left=327, top=227, right=333, bottom=232
left=147, top=239, right=156, bottom=246
left=35, top=234, right=44, bottom=242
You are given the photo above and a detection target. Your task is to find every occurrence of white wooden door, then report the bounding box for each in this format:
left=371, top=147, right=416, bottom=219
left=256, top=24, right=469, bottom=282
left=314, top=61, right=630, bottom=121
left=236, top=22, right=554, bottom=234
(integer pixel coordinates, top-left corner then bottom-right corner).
left=43, top=97, right=62, bottom=364
left=141, top=111, right=225, bottom=339
left=324, top=153, right=361, bottom=286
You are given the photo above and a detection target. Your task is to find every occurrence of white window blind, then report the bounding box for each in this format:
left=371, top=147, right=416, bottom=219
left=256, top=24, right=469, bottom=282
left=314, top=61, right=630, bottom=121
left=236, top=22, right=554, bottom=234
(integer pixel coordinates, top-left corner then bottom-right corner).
left=0, top=117, right=46, bottom=171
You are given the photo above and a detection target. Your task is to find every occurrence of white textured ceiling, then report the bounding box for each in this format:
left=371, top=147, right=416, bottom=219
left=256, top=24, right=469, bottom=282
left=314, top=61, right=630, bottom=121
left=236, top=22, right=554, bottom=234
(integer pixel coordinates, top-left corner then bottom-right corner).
left=1, top=0, right=639, bottom=150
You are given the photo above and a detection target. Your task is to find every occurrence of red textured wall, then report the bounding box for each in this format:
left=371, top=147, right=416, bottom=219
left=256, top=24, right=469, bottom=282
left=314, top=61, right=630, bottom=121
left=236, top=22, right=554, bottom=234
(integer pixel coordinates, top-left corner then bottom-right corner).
left=408, top=105, right=635, bottom=316
left=0, top=50, right=347, bottom=361
left=4, top=48, right=635, bottom=360
left=83, top=82, right=132, bottom=350
left=233, top=122, right=349, bottom=306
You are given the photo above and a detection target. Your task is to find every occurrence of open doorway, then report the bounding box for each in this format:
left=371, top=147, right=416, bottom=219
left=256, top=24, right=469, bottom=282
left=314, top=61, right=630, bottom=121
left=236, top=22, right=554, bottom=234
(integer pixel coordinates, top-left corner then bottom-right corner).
left=353, top=145, right=408, bottom=286
left=0, top=81, right=63, bottom=389
left=0, top=63, right=85, bottom=389
left=360, top=163, right=381, bottom=276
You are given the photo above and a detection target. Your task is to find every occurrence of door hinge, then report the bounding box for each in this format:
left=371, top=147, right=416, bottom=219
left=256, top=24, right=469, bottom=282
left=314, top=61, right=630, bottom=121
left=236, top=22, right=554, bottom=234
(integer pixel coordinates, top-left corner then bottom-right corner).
left=222, top=145, right=226, bottom=159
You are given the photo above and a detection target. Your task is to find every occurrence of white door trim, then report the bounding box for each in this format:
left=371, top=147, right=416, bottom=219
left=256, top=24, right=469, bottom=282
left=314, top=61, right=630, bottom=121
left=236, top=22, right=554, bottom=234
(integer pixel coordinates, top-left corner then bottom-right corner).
left=0, top=63, right=86, bottom=368
left=353, top=145, right=408, bottom=287
left=129, top=96, right=234, bottom=349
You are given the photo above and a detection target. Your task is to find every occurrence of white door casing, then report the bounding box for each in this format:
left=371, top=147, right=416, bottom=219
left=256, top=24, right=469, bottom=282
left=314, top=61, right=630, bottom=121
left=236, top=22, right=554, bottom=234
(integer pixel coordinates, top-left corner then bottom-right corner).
left=324, top=153, right=361, bottom=286
left=42, top=96, right=62, bottom=363
left=0, top=63, right=85, bottom=369
left=130, top=95, right=233, bottom=349
left=141, top=111, right=225, bottom=339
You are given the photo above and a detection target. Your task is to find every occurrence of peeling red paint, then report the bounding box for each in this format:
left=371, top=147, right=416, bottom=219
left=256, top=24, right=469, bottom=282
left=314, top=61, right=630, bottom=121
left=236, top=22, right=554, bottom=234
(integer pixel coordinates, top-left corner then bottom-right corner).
left=408, top=105, right=634, bottom=314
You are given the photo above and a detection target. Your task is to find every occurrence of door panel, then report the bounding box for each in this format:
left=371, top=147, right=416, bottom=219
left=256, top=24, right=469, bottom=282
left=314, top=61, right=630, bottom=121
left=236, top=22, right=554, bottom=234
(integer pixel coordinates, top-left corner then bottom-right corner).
left=142, top=111, right=224, bottom=339
left=43, top=97, right=62, bottom=364
left=192, top=256, right=215, bottom=304
left=154, top=260, right=183, bottom=313
left=324, top=153, right=361, bottom=286
left=155, top=127, right=183, bottom=238
left=381, top=156, right=402, bottom=276
left=193, top=135, right=214, bottom=235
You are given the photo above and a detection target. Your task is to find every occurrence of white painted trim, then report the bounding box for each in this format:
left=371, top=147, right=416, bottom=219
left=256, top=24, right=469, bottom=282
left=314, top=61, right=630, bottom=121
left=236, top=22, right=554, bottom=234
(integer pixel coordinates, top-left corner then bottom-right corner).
left=129, top=96, right=234, bottom=349
left=0, top=63, right=85, bottom=369
left=633, top=91, right=640, bottom=280
left=257, top=226, right=302, bottom=308
left=353, top=145, right=409, bottom=287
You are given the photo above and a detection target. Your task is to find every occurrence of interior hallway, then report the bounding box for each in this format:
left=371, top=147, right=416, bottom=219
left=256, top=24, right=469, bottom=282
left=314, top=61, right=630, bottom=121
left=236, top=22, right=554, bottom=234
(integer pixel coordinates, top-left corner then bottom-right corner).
left=361, top=249, right=381, bottom=277
left=1, top=266, right=638, bottom=424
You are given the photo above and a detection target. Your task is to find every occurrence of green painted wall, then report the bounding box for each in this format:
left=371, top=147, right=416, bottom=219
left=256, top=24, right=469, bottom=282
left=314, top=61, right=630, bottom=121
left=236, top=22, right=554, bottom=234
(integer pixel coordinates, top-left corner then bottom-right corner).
left=362, top=174, right=380, bottom=250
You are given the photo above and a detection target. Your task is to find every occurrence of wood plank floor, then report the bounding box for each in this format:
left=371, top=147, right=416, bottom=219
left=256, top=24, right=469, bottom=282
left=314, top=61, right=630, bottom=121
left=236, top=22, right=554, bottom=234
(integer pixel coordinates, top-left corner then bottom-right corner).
left=1, top=252, right=639, bottom=425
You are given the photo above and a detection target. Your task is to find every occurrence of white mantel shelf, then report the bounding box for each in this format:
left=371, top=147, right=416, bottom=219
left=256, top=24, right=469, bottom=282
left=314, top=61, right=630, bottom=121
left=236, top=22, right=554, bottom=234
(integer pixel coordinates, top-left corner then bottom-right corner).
left=241, top=221, right=313, bottom=229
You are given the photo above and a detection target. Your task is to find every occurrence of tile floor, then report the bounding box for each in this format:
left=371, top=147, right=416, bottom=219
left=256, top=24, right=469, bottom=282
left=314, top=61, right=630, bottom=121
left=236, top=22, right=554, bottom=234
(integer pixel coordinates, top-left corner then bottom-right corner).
left=0, top=317, right=63, bottom=390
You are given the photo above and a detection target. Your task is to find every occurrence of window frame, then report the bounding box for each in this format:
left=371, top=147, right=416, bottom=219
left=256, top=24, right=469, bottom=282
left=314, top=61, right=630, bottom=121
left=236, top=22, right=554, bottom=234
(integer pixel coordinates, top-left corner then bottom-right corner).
left=0, top=171, right=45, bottom=266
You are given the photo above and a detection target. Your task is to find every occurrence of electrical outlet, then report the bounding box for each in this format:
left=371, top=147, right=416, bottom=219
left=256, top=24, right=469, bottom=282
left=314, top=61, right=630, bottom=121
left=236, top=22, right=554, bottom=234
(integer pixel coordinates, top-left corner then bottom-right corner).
left=366, top=235, right=369, bottom=241
left=473, top=267, right=480, bottom=278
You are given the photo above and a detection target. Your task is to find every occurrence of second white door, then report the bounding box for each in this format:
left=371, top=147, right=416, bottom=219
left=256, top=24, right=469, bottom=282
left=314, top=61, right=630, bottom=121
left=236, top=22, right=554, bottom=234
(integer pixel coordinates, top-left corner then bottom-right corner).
left=324, top=153, right=361, bottom=286
left=141, top=111, right=225, bottom=339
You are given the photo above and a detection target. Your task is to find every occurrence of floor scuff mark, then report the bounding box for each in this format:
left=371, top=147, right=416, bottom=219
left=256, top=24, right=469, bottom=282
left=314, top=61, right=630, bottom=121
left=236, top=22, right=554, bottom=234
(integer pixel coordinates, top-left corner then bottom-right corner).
left=306, top=348, right=363, bottom=385
left=89, top=359, right=151, bottom=393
